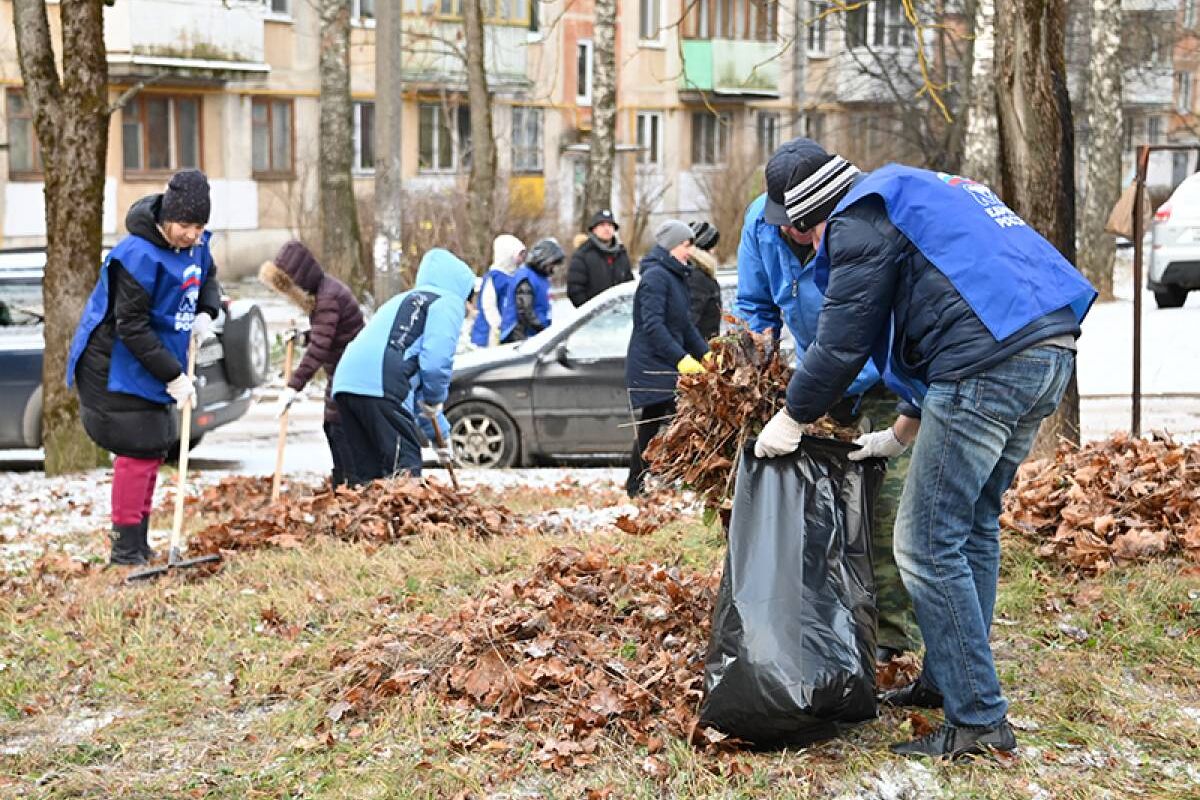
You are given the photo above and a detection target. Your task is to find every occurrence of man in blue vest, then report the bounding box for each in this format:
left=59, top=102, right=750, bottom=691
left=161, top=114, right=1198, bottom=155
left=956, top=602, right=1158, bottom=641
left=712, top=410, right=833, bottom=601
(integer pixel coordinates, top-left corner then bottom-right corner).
left=501, top=238, right=564, bottom=343
left=737, top=139, right=919, bottom=663
left=332, top=248, right=475, bottom=484
left=753, top=141, right=1096, bottom=759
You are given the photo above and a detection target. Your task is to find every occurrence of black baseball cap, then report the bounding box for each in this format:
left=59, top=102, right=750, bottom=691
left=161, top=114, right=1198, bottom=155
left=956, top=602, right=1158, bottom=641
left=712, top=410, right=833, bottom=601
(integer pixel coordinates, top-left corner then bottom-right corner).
left=763, top=138, right=834, bottom=227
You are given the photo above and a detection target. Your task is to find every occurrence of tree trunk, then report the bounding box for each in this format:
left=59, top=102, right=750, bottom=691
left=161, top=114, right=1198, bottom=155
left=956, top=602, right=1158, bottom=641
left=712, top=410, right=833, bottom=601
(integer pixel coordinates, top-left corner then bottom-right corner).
left=319, top=0, right=369, bottom=300
left=582, top=0, right=617, bottom=229
left=962, top=0, right=1000, bottom=187
left=13, top=0, right=109, bottom=475
left=1077, top=0, right=1121, bottom=301
left=463, top=0, right=497, bottom=271
left=995, top=0, right=1081, bottom=458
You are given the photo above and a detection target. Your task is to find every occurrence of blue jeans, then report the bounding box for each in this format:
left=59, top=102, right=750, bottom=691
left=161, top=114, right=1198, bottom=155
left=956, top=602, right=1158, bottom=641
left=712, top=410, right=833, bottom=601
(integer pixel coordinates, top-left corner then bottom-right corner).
left=894, top=345, right=1074, bottom=728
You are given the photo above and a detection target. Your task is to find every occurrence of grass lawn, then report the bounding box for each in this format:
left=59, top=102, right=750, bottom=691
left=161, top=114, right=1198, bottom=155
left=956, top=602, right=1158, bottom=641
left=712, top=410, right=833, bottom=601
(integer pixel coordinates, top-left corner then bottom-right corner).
left=1, top=479, right=1199, bottom=799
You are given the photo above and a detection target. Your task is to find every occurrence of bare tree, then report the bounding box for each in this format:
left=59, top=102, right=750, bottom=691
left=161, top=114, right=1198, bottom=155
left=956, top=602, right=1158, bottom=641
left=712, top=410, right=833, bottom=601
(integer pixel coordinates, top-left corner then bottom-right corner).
left=1077, top=0, right=1122, bottom=301
left=994, top=0, right=1081, bottom=457
left=463, top=0, right=497, bottom=270
left=318, top=0, right=369, bottom=299
left=12, top=0, right=109, bottom=474
left=582, top=0, right=617, bottom=228
left=961, top=0, right=1000, bottom=186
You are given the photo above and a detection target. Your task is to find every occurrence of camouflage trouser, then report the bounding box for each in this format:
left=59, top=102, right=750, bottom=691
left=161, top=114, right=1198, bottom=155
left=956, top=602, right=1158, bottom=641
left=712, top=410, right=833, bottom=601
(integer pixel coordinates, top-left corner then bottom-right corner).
left=856, top=391, right=922, bottom=654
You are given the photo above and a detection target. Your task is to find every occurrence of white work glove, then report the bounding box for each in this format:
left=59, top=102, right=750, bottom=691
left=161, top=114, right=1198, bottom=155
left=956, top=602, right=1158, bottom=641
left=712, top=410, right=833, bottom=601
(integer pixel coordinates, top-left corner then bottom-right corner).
left=754, top=409, right=806, bottom=458
left=191, top=311, right=213, bottom=342
left=418, top=401, right=444, bottom=418
left=275, top=387, right=300, bottom=419
left=165, top=373, right=196, bottom=407
left=848, top=428, right=910, bottom=461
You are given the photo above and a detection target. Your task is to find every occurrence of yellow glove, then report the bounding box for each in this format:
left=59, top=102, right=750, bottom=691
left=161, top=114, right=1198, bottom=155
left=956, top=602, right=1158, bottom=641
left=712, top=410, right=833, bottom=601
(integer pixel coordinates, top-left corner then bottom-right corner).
left=702, top=350, right=722, bottom=369
left=677, top=355, right=706, bottom=375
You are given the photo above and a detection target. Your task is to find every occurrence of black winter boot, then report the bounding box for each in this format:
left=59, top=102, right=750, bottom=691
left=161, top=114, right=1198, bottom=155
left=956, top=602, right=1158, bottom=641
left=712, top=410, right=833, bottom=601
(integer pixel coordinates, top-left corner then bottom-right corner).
left=109, top=523, right=148, bottom=566
left=138, top=516, right=157, bottom=562
left=890, top=720, right=1017, bottom=759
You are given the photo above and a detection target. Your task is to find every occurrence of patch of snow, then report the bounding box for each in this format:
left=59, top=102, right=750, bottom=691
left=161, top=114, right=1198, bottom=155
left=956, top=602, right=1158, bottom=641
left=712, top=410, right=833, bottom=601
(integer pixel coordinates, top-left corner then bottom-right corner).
left=535, top=502, right=638, bottom=533
left=1, top=708, right=124, bottom=755
left=834, top=760, right=946, bottom=800
left=1180, top=707, right=1200, bottom=726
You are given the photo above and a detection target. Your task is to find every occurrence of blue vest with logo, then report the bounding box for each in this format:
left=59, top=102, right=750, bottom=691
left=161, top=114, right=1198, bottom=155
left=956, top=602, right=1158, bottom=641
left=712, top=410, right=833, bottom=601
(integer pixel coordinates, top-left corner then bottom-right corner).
left=812, top=165, right=1097, bottom=405
left=67, top=232, right=213, bottom=405
left=469, top=268, right=512, bottom=346
left=500, top=265, right=551, bottom=340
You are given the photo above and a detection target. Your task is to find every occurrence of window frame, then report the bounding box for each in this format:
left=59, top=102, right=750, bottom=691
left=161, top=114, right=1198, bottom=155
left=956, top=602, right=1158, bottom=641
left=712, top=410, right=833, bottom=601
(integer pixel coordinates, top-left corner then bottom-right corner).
left=352, top=0, right=376, bottom=27
left=353, top=101, right=376, bottom=174
left=636, top=111, right=664, bottom=167
left=1177, top=71, right=1193, bottom=115
left=418, top=102, right=470, bottom=173
left=639, top=0, right=662, bottom=43
left=691, top=110, right=731, bottom=167
left=682, top=0, right=778, bottom=42
left=846, top=0, right=912, bottom=50
left=251, top=96, right=296, bottom=179
left=807, top=1, right=829, bottom=56
left=121, top=94, right=204, bottom=178
left=263, top=0, right=292, bottom=20
left=511, top=105, right=544, bottom=174
left=576, top=39, right=594, bottom=106
left=6, top=90, right=43, bottom=180
left=756, top=111, right=779, bottom=162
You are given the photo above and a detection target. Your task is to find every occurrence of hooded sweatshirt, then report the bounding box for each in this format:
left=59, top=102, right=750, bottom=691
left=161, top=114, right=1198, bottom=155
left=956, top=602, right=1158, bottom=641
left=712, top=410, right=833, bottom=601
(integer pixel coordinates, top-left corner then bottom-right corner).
left=471, top=234, right=525, bottom=347
left=332, top=248, right=475, bottom=407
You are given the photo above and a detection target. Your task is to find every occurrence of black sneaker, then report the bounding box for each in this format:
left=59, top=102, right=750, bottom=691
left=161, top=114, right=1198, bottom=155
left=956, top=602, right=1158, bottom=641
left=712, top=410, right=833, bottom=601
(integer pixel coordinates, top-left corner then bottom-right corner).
left=879, top=677, right=944, bottom=709
left=109, top=523, right=148, bottom=566
left=891, top=720, right=1017, bottom=759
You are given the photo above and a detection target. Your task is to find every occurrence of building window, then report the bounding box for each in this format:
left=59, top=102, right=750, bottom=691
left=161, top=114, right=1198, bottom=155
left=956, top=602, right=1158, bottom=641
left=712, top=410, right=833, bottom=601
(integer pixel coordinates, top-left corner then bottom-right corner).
left=251, top=98, right=294, bottom=177
left=122, top=95, right=201, bottom=174
left=806, top=111, right=824, bottom=142
left=1149, top=116, right=1163, bottom=144
left=756, top=111, right=779, bottom=161
left=576, top=40, right=594, bottom=106
left=1177, top=72, right=1193, bottom=115
left=6, top=91, right=41, bottom=178
left=264, top=0, right=290, bottom=15
left=639, top=0, right=660, bottom=40
left=512, top=106, right=543, bottom=173
left=352, top=0, right=375, bottom=23
left=847, top=0, right=912, bottom=49
left=418, top=103, right=470, bottom=172
left=636, top=111, right=663, bottom=166
left=416, top=0, right=530, bottom=24
left=691, top=111, right=731, bottom=166
left=353, top=102, right=375, bottom=172
left=1186, top=0, right=1196, bottom=28
left=808, top=1, right=828, bottom=56
left=683, top=0, right=778, bottom=41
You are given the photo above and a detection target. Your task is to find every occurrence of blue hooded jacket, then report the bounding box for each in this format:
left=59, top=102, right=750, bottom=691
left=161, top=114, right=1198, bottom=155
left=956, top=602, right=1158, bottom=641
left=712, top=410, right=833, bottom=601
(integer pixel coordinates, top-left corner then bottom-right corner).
left=499, top=264, right=552, bottom=341
left=469, top=268, right=512, bottom=346
left=332, top=249, right=474, bottom=427
left=735, top=193, right=880, bottom=397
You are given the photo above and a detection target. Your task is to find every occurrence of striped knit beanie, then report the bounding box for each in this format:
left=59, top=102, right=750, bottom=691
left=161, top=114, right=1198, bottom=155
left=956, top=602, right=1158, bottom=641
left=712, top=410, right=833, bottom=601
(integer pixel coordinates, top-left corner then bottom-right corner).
left=764, top=138, right=860, bottom=231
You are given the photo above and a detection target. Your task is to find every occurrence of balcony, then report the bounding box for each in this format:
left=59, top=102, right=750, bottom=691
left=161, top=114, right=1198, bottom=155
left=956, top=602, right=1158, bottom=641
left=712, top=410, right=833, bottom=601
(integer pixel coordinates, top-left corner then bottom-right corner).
left=832, top=49, right=922, bottom=104
left=401, top=19, right=529, bottom=89
left=680, top=39, right=781, bottom=97
left=1120, top=0, right=1178, bottom=11
left=105, top=0, right=269, bottom=78
left=1123, top=66, right=1174, bottom=107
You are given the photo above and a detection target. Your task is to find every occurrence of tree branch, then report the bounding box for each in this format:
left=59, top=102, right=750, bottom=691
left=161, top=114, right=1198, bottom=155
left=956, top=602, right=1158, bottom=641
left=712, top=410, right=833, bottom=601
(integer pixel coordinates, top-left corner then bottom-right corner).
left=108, top=76, right=164, bottom=115
left=11, top=0, right=64, bottom=128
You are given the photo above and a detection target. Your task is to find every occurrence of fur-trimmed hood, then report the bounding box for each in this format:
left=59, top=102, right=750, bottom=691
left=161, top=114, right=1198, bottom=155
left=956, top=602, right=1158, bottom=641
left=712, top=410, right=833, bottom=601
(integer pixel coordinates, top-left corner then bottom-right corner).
left=690, top=246, right=719, bottom=278
left=259, top=259, right=317, bottom=315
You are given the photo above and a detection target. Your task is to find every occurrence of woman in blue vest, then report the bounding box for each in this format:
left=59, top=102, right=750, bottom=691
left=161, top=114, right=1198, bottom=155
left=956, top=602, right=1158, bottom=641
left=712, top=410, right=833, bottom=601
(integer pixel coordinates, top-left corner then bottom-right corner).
left=66, top=169, right=220, bottom=566
left=500, top=238, right=564, bottom=343
left=753, top=142, right=1096, bottom=759
left=469, top=234, right=525, bottom=348
left=332, top=248, right=475, bottom=484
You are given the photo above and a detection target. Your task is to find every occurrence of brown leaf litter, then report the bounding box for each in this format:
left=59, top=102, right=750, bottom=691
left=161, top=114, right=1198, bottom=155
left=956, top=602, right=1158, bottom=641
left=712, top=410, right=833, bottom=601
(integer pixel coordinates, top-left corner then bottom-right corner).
left=1002, top=432, right=1200, bottom=574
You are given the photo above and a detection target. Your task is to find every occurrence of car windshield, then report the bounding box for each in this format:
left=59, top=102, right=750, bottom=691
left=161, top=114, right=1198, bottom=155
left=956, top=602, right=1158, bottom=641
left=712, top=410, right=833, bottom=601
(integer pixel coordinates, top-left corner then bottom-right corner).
left=0, top=276, right=44, bottom=328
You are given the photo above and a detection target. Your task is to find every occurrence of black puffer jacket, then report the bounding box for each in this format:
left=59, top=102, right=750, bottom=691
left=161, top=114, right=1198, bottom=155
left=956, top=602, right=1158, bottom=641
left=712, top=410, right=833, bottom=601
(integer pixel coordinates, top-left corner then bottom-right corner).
left=75, top=195, right=222, bottom=458
left=687, top=248, right=722, bottom=341
left=784, top=192, right=1081, bottom=423
left=566, top=235, right=634, bottom=307
left=625, top=246, right=709, bottom=409
left=260, top=241, right=365, bottom=422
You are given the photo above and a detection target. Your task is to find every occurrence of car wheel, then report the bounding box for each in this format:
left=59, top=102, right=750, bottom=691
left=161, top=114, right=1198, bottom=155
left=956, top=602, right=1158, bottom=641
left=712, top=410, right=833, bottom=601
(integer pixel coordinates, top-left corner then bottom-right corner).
left=222, top=305, right=270, bottom=388
left=446, top=401, right=519, bottom=469
left=1154, top=285, right=1188, bottom=309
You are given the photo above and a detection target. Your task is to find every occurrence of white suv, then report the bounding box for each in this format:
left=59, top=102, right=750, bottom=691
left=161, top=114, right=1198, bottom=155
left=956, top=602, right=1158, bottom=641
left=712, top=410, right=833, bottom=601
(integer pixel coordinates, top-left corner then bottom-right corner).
left=1149, top=173, right=1200, bottom=308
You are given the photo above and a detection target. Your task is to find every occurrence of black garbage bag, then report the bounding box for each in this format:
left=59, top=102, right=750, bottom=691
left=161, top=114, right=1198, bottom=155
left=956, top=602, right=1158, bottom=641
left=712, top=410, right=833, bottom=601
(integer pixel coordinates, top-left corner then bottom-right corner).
left=698, top=436, right=885, bottom=748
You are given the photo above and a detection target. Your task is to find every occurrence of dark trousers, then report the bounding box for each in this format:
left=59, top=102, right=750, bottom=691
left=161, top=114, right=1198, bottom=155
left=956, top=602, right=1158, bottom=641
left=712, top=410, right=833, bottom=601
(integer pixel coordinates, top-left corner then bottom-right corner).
left=323, top=420, right=352, bottom=487
left=625, top=398, right=676, bottom=497
left=334, top=392, right=423, bottom=485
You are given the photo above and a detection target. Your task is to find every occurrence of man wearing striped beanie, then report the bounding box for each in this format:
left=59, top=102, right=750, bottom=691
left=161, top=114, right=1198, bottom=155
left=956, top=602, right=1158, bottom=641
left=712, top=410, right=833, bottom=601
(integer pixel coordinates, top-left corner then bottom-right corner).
left=752, top=140, right=1096, bottom=758
left=736, top=138, right=921, bottom=671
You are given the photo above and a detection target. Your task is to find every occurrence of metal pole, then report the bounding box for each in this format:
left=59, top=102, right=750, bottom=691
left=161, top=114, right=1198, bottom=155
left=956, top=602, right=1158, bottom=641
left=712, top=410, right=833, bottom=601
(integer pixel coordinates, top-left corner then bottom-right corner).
left=374, top=0, right=406, bottom=304
left=1131, top=145, right=1150, bottom=438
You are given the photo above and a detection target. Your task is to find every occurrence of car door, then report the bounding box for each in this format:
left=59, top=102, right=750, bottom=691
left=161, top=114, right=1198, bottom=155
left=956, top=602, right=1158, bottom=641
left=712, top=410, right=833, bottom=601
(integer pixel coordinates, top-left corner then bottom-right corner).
left=0, top=273, right=44, bottom=448
left=530, top=298, right=634, bottom=455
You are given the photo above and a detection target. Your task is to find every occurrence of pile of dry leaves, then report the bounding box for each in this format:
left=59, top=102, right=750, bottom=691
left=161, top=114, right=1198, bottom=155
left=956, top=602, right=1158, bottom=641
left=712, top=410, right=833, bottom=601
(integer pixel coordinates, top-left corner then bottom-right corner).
left=323, top=546, right=723, bottom=771
left=645, top=328, right=858, bottom=512
left=1002, top=432, right=1200, bottom=574
left=192, top=476, right=525, bottom=555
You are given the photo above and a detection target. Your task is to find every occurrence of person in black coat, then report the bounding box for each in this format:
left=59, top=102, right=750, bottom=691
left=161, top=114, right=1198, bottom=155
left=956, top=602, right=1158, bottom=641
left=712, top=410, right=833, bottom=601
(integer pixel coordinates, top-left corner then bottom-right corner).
left=687, top=220, right=722, bottom=341
left=624, top=220, right=710, bottom=497
left=567, top=209, right=634, bottom=307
